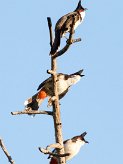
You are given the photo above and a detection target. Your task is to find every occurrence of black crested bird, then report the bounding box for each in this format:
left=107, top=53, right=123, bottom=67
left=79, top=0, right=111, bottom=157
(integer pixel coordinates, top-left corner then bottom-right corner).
left=49, top=132, right=88, bottom=164
left=24, top=69, right=84, bottom=111
left=50, top=0, right=87, bottom=55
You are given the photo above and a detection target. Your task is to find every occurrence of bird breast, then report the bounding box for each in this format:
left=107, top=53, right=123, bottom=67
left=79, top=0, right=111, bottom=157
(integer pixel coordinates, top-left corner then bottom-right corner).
left=43, top=75, right=81, bottom=96
left=74, top=11, right=85, bottom=30
left=64, top=140, right=84, bottom=161
left=57, top=79, right=69, bottom=94
left=56, top=75, right=81, bottom=94
left=43, top=79, right=69, bottom=96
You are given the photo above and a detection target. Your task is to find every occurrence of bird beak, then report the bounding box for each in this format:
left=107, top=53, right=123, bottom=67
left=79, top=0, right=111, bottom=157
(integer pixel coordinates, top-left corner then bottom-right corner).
left=80, top=75, right=85, bottom=77
left=85, top=140, right=89, bottom=144
left=81, top=132, right=89, bottom=143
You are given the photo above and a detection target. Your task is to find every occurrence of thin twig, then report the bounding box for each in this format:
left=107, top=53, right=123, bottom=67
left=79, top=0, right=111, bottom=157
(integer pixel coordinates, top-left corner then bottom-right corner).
left=72, top=38, right=81, bottom=43
left=11, top=110, right=53, bottom=116
left=0, top=138, right=15, bottom=164
left=47, top=69, right=56, bottom=75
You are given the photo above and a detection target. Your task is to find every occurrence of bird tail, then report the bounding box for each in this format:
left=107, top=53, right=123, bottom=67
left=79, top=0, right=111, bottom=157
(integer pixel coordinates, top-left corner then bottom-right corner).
left=50, top=30, right=61, bottom=55
left=49, top=157, right=58, bottom=164
left=24, top=90, right=47, bottom=111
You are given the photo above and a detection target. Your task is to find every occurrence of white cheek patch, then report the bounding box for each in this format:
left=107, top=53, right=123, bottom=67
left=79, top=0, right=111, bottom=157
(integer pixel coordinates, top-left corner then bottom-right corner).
left=74, top=11, right=85, bottom=30
left=80, top=11, right=85, bottom=20
left=71, top=75, right=81, bottom=84
left=66, top=75, right=81, bottom=86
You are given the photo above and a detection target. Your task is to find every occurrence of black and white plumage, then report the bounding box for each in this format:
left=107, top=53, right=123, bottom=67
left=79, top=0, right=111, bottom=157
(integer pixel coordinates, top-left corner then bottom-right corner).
left=50, top=0, right=87, bottom=55
left=49, top=132, right=88, bottom=164
left=24, top=69, right=84, bottom=111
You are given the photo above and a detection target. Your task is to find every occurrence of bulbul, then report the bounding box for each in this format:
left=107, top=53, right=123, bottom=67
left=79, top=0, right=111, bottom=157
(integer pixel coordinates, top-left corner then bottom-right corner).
left=49, top=132, right=88, bottom=164
left=24, top=69, right=84, bottom=111
left=50, top=0, right=87, bottom=55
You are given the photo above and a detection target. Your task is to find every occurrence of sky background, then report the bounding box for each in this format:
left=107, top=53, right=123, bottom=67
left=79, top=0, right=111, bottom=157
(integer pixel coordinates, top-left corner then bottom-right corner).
left=0, top=0, right=123, bottom=163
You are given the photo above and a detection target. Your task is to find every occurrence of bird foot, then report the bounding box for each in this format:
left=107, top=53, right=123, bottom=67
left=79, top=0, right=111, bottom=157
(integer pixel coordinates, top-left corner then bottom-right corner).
left=24, top=107, right=32, bottom=112
left=47, top=96, right=56, bottom=107
left=66, top=39, right=73, bottom=44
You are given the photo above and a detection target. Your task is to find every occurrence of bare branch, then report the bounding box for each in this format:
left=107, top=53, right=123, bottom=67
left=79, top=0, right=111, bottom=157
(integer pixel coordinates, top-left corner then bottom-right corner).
left=11, top=110, right=53, bottom=116
left=72, top=38, right=81, bottom=43
left=39, top=147, right=69, bottom=158
left=0, top=138, right=15, bottom=164
left=46, top=143, right=63, bottom=150
left=47, top=17, right=54, bottom=47
left=47, top=96, right=57, bottom=107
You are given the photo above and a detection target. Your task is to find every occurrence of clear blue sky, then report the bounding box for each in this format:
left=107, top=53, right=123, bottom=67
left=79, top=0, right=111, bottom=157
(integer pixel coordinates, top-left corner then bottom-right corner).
left=0, top=0, right=123, bottom=163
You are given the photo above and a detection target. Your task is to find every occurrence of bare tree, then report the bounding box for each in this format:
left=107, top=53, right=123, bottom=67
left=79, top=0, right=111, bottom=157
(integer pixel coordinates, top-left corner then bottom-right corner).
left=11, top=15, right=81, bottom=164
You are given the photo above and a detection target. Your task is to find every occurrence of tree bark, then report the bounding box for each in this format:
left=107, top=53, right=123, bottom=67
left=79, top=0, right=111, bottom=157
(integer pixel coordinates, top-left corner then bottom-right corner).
left=47, top=17, right=66, bottom=164
left=51, top=56, right=66, bottom=164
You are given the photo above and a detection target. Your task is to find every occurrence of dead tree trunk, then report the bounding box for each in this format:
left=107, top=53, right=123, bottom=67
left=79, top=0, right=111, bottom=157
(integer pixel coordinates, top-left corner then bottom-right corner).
left=47, top=17, right=66, bottom=164
left=46, top=16, right=81, bottom=163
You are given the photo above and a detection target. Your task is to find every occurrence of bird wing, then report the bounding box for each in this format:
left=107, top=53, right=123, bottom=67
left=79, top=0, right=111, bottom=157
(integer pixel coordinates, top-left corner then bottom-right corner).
left=55, top=12, right=77, bottom=30
left=37, top=77, right=52, bottom=91
left=37, top=73, right=65, bottom=91
left=61, top=12, right=80, bottom=33
left=55, top=13, right=70, bottom=30
left=59, top=87, right=69, bottom=99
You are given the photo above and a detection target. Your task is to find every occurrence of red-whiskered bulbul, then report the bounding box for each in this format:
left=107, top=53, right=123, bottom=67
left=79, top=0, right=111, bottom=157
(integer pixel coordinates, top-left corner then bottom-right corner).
left=24, top=69, right=84, bottom=111
left=49, top=132, right=88, bottom=164
left=50, top=0, right=87, bottom=55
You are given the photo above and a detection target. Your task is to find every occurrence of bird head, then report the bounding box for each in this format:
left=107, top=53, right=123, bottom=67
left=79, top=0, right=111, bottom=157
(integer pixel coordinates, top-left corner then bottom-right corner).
left=71, top=131, right=89, bottom=144
left=75, top=0, right=87, bottom=12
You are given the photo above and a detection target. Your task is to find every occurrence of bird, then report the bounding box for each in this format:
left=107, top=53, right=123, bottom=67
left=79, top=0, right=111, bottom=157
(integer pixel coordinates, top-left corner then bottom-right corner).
left=50, top=0, right=87, bottom=55
left=24, top=69, right=84, bottom=111
left=49, top=132, right=88, bottom=164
